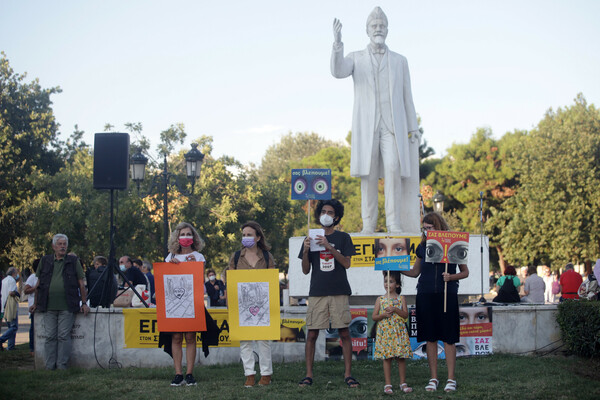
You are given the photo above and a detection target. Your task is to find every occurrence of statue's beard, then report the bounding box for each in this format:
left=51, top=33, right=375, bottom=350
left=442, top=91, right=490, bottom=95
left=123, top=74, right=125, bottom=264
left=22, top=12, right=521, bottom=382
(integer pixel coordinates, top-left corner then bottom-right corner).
left=371, top=35, right=385, bottom=45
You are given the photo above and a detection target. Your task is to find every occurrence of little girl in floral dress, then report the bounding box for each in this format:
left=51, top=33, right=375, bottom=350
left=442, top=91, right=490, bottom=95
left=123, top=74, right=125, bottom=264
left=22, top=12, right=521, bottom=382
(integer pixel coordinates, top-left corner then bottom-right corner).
left=373, top=271, right=413, bottom=394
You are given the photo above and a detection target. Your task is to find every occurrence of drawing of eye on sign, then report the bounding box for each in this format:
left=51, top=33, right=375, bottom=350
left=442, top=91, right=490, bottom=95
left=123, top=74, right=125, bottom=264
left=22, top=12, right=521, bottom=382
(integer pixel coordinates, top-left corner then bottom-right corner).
left=373, top=237, right=411, bottom=271
left=291, top=169, right=332, bottom=200
left=425, top=231, right=470, bottom=264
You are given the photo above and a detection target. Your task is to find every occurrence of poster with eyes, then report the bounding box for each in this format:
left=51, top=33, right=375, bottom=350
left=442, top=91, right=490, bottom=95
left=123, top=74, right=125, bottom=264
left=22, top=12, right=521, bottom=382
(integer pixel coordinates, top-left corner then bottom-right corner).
left=326, top=308, right=370, bottom=360
left=227, top=269, right=280, bottom=340
left=291, top=169, right=332, bottom=200
left=373, top=237, right=411, bottom=271
left=154, top=261, right=206, bottom=333
left=406, top=305, right=493, bottom=359
left=425, top=231, right=470, bottom=264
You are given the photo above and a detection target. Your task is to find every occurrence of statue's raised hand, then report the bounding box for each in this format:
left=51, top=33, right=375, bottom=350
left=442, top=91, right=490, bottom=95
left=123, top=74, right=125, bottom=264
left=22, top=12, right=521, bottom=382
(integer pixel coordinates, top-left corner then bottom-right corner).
left=333, top=18, right=342, bottom=43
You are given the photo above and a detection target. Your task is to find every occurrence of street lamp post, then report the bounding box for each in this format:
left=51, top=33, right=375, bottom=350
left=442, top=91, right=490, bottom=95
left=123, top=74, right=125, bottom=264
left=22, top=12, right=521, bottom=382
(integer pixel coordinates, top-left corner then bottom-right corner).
left=130, top=143, right=204, bottom=258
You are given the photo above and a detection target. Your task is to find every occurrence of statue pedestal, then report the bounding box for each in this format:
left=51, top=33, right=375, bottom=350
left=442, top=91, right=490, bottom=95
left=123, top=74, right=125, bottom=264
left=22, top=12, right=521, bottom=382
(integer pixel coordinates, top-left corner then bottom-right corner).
left=288, top=233, right=490, bottom=300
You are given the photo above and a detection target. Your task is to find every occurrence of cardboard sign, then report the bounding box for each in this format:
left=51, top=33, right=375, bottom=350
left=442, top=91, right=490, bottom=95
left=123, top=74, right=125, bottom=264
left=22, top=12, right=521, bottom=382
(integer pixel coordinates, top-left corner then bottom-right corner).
left=291, top=169, right=332, bottom=200
left=154, top=261, right=206, bottom=333
left=227, top=269, right=280, bottom=340
left=373, top=237, right=412, bottom=271
left=425, top=231, right=470, bottom=264
left=351, top=236, right=421, bottom=267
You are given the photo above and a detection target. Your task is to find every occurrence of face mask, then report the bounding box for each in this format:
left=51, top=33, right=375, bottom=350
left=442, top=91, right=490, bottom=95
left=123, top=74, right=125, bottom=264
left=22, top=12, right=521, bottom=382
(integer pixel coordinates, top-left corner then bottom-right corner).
left=119, top=265, right=126, bottom=272
left=179, top=237, right=194, bottom=247
left=15, top=274, right=19, bottom=281
left=242, top=237, right=255, bottom=248
left=320, top=214, right=334, bottom=227
left=208, top=275, right=216, bottom=281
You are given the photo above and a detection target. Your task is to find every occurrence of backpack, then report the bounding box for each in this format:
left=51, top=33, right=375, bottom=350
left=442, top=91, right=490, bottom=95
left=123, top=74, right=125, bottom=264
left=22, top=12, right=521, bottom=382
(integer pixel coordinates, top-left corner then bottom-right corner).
left=233, top=249, right=270, bottom=269
left=495, top=276, right=521, bottom=303
left=551, top=280, right=560, bottom=295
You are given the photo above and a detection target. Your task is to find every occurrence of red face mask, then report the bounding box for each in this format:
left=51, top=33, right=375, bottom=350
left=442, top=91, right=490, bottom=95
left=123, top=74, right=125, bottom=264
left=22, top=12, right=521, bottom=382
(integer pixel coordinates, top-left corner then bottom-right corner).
left=179, top=237, right=194, bottom=247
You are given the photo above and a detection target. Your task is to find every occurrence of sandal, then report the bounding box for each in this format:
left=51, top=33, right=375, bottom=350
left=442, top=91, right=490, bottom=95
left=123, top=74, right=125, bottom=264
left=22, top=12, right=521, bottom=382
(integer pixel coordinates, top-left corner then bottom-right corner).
left=400, top=383, right=413, bottom=393
left=444, top=379, right=457, bottom=392
left=425, top=378, right=438, bottom=391
left=384, top=384, right=393, bottom=394
left=344, top=376, right=360, bottom=388
left=298, top=377, right=313, bottom=387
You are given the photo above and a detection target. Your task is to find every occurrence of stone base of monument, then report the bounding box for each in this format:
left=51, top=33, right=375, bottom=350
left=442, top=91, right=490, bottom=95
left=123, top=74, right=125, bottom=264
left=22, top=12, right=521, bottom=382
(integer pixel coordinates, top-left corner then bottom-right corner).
left=33, top=303, right=561, bottom=369
left=33, top=306, right=324, bottom=370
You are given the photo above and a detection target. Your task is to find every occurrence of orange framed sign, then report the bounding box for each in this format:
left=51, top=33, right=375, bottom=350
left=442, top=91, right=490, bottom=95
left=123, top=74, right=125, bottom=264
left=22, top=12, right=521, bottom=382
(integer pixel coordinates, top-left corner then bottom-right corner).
left=154, top=261, right=206, bottom=332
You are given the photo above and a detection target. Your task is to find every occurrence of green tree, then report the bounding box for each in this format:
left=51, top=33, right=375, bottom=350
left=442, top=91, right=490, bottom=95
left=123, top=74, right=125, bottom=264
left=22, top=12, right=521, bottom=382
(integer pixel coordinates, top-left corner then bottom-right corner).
left=0, top=53, right=63, bottom=270
left=258, top=132, right=339, bottom=179
left=499, top=95, right=600, bottom=268
left=424, top=128, right=521, bottom=269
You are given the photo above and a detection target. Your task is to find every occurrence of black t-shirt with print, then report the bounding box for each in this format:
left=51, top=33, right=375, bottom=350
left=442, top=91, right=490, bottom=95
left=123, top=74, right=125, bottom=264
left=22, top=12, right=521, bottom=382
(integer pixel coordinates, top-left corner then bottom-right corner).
left=297, top=230, right=356, bottom=296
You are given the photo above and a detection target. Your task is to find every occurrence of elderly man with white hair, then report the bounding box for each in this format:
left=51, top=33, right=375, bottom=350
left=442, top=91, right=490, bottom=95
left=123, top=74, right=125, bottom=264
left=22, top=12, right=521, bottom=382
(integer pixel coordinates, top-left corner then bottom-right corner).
left=30, top=234, right=89, bottom=369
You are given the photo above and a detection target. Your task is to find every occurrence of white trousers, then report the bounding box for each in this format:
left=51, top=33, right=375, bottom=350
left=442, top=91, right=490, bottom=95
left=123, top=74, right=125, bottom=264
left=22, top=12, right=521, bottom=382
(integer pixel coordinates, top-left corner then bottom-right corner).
left=361, top=125, right=403, bottom=232
left=240, top=340, right=272, bottom=376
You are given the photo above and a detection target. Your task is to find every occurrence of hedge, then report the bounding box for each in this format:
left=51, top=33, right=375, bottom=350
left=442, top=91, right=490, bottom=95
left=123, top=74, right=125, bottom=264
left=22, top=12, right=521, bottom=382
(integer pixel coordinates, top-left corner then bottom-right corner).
left=556, top=299, right=600, bottom=358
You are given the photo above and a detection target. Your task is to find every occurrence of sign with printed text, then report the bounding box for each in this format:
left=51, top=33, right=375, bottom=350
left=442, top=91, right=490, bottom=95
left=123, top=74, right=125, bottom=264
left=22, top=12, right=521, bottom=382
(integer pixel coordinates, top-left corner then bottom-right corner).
left=291, top=169, right=331, bottom=200
left=425, top=231, right=470, bottom=264
left=122, top=308, right=238, bottom=348
left=350, top=236, right=421, bottom=267
left=373, top=237, right=412, bottom=271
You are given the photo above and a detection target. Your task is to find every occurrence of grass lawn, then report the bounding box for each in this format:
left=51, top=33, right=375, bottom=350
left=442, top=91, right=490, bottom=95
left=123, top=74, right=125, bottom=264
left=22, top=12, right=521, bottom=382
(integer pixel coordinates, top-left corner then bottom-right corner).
left=1, top=344, right=598, bottom=399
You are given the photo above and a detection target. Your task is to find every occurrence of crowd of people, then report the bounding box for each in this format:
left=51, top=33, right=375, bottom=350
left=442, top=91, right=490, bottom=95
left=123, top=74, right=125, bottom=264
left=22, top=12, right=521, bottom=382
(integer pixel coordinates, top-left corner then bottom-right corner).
left=1, top=197, right=599, bottom=394
left=491, top=261, right=597, bottom=304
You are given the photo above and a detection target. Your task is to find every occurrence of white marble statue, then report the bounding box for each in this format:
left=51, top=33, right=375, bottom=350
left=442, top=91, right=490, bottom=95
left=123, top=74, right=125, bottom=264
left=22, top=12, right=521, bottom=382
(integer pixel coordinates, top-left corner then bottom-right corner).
left=331, top=6, right=421, bottom=234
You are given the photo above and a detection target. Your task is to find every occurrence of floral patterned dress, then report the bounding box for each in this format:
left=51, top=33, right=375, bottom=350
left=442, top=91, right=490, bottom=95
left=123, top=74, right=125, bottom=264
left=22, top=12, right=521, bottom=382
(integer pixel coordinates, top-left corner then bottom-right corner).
left=374, top=296, right=413, bottom=359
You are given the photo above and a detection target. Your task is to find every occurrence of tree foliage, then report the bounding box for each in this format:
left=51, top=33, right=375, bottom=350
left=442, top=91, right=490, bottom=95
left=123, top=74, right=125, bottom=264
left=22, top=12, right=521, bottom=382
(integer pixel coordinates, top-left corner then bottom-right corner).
left=498, top=95, right=600, bottom=267
left=0, top=53, right=63, bottom=268
left=423, top=127, right=521, bottom=269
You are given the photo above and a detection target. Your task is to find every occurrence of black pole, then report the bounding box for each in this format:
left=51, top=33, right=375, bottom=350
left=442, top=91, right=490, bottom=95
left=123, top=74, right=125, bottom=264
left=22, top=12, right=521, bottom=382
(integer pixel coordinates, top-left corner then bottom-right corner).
left=162, top=154, right=169, bottom=259
left=479, top=191, right=486, bottom=303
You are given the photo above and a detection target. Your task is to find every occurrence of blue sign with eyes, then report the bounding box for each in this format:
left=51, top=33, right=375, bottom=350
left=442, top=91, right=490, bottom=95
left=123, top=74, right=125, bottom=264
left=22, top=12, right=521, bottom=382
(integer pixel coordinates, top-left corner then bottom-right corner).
left=291, top=169, right=332, bottom=200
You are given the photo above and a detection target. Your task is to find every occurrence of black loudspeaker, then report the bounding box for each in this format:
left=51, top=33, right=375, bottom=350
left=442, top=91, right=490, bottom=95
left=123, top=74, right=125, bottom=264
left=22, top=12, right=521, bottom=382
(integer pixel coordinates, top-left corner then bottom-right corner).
left=93, top=133, right=130, bottom=190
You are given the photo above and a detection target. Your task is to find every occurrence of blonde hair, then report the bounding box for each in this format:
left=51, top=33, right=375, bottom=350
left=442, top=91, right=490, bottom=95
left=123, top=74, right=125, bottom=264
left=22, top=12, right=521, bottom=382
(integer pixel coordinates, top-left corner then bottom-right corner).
left=168, top=222, right=205, bottom=255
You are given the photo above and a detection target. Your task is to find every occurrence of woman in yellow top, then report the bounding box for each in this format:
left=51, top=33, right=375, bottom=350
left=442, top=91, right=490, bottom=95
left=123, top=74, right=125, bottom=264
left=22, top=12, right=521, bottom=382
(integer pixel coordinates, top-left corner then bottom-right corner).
left=228, top=221, right=276, bottom=388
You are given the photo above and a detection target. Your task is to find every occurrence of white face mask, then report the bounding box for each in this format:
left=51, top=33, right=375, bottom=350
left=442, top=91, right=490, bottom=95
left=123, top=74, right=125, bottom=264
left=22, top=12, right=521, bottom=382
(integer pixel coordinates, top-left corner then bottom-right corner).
left=208, top=275, right=216, bottom=281
left=320, top=214, right=334, bottom=227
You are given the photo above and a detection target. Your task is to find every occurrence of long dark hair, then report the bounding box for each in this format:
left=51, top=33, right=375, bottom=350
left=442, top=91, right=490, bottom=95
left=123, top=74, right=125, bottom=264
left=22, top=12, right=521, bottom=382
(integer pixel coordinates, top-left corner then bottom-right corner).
left=421, top=212, right=450, bottom=244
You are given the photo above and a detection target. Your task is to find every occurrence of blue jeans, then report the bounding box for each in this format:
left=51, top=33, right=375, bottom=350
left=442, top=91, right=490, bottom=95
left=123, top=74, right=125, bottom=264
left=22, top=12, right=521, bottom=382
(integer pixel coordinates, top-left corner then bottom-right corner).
left=40, top=311, right=76, bottom=370
left=0, top=317, right=18, bottom=350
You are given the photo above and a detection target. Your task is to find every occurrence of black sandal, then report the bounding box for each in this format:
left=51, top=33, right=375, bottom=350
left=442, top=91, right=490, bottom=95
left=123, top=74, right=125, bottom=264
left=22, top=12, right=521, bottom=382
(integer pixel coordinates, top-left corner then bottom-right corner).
left=299, top=377, right=313, bottom=387
left=344, top=376, right=360, bottom=388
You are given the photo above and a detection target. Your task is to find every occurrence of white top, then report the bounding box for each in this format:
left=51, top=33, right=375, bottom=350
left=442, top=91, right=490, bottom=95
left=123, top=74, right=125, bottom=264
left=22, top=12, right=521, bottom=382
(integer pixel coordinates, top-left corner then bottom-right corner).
left=26, top=274, right=39, bottom=308
left=1, top=276, right=17, bottom=313
left=165, top=251, right=205, bottom=263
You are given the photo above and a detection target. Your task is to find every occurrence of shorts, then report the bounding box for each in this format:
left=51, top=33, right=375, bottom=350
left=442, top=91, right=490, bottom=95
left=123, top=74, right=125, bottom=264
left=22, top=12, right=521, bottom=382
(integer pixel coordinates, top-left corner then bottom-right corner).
left=306, top=295, right=351, bottom=330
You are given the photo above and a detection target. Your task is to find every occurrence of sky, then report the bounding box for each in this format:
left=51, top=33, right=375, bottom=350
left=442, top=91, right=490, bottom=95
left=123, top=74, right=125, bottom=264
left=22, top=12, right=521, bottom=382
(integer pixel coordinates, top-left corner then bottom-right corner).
left=2, top=1, right=599, bottom=166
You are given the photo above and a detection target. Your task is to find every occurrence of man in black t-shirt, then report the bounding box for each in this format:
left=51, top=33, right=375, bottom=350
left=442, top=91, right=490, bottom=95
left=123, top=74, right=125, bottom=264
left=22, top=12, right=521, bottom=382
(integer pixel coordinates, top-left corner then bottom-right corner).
left=297, top=199, right=359, bottom=388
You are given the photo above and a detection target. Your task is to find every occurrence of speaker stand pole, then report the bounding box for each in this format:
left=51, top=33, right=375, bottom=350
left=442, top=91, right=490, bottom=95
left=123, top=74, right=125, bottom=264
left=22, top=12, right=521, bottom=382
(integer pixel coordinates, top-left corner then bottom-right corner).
left=110, top=188, right=148, bottom=307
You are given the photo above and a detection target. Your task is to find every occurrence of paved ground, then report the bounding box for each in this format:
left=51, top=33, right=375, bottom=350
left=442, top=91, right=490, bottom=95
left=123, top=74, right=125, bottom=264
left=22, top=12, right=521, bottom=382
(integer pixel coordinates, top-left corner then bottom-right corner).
left=0, top=302, right=31, bottom=348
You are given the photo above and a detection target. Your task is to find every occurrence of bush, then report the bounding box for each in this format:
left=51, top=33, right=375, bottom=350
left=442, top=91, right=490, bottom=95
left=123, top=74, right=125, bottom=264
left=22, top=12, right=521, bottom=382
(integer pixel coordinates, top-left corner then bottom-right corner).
left=557, top=299, right=600, bottom=358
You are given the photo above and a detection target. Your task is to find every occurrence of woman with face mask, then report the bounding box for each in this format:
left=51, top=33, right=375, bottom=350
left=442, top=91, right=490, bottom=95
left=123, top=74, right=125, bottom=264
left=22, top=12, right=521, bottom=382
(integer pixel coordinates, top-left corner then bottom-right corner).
left=204, top=268, right=226, bottom=307
left=227, top=221, right=276, bottom=388
left=165, top=222, right=206, bottom=387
